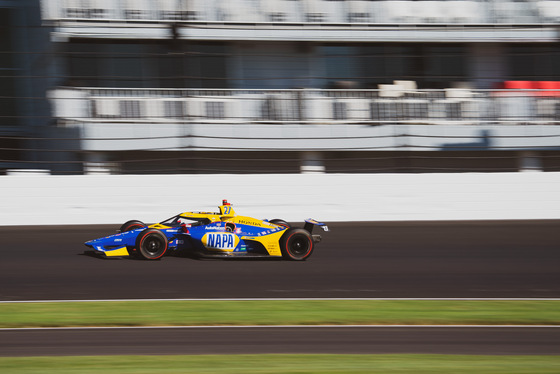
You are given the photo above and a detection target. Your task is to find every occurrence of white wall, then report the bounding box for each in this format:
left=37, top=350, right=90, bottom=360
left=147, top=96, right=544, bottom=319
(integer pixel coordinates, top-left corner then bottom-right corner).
left=1, top=172, right=560, bottom=226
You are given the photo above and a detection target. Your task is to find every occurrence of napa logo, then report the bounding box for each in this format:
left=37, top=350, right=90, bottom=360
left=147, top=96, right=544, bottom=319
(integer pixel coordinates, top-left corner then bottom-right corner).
left=202, top=233, right=239, bottom=251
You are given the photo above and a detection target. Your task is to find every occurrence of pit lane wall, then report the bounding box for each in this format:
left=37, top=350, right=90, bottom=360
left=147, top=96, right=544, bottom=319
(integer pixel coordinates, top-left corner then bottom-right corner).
left=1, top=172, right=560, bottom=226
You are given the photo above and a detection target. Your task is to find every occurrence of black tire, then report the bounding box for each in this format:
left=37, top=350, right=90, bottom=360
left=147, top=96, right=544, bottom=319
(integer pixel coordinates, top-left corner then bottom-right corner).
left=120, top=220, right=146, bottom=232
left=280, top=228, right=314, bottom=261
left=135, top=228, right=168, bottom=260
left=270, top=219, right=290, bottom=228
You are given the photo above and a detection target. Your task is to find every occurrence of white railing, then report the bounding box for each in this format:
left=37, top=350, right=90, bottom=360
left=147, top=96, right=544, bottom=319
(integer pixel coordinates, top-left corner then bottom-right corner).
left=50, top=87, right=560, bottom=125
left=41, top=0, right=560, bottom=25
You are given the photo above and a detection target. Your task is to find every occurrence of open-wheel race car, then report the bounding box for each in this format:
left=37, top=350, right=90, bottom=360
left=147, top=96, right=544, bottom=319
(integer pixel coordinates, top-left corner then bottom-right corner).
left=85, top=200, right=329, bottom=261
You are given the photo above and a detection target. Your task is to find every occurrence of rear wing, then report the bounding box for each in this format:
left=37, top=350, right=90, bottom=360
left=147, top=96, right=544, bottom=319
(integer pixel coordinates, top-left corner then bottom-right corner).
left=304, top=218, right=329, bottom=234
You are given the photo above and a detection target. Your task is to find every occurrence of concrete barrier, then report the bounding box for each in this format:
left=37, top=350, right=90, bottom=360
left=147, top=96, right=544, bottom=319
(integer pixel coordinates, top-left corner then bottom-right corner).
left=1, top=172, right=560, bottom=226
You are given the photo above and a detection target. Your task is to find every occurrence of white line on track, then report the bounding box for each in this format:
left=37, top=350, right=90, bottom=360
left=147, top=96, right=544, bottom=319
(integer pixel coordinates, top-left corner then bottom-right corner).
left=1, top=298, right=560, bottom=303
left=1, top=325, right=559, bottom=332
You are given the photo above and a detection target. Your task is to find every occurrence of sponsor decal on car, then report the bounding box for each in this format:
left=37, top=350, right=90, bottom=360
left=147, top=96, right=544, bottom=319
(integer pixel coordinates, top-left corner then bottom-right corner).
left=237, top=218, right=263, bottom=227
left=205, top=226, right=226, bottom=231
left=202, top=232, right=239, bottom=251
left=234, top=245, right=247, bottom=252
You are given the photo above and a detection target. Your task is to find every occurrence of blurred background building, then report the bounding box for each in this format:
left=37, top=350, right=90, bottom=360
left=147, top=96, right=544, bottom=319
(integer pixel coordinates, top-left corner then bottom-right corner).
left=0, top=0, right=81, bottom=174
left=3, top=0, right=560, bottom=174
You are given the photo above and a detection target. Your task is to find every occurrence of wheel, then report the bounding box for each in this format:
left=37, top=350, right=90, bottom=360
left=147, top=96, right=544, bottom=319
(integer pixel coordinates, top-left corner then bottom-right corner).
left=270, top=219, right=290, bottom=228
left=280, top=228, right=314, bottom=261
left=135, top=228, right=168, bottom=260
left=120, top=220, right=146, bottom=232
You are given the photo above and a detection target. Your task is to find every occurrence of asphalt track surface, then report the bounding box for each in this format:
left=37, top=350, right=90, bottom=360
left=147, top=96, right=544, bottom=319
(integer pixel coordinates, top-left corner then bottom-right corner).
left=1, top=327, right=559, bottom=356
left=2, top=221, right=559, bottom=356
left=1, top=221, right=559, bottom=300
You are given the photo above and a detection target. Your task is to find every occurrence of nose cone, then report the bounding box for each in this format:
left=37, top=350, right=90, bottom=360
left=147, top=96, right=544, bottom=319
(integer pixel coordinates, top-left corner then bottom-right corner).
left=84, top=238, right=99, bottom=247
left=85, top=230, right=136, bottom=250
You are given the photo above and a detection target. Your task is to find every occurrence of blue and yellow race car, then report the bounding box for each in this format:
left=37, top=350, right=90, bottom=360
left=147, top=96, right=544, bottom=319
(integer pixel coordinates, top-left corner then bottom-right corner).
left=85, top=200, right=328, bottom=261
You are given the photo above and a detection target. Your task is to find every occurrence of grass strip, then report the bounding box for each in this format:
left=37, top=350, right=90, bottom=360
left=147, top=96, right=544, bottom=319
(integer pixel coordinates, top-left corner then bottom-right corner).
left=1, top=354, right=560, bottom=374
left=0, top=300, right=559, bottom=328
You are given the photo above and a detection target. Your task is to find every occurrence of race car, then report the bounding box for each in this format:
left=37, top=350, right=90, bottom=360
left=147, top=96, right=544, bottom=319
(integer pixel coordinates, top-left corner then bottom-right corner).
left=85, top=200, right=329, bottom=261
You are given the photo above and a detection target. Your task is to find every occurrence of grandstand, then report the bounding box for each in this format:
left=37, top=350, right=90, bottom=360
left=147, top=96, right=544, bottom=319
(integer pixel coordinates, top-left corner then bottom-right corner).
left=5, top=0, right=560, bottom=173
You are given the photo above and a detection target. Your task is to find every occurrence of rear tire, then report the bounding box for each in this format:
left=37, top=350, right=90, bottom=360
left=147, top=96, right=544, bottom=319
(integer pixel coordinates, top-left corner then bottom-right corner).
left=280, top=228, right=314, bottom=261
left=120, top=220, right=146, bottom=232
left=270, top=219, right=290, bottom=228
left=135, top=228, right=168, bottom=260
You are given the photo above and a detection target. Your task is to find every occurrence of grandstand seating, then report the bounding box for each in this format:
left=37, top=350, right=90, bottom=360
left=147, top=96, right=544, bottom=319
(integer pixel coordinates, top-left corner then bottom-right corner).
left=498, top=81, right=560, bottom=98
left=46, top=84, right=560, bottom=126
left=122, top=0, right=152, bottom=20
left=536, top=81, right=560, bottom=97
left=536, top=1, right=560, bottom=23
left=347, top=0, right=372, bottom=23
left=158, top=0, right=190, bottom=21
left=46, top=0, right=560, bottom=24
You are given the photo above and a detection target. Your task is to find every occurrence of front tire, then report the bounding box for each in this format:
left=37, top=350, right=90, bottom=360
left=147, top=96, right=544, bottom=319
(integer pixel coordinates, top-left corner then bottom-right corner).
left=270, top=219, right=290, bottom=228
left=280, top=228, right=314, bottom=261
left=120, top=220, right=146, bottom=232
left=135, top=228, right=168, bottom=260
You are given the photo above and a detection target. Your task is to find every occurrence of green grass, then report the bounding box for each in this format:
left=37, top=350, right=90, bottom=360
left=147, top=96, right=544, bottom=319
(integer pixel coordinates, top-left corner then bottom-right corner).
left=1, top=300, right=559, bottom=328
left=1, top=354, right=560, bottom=374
